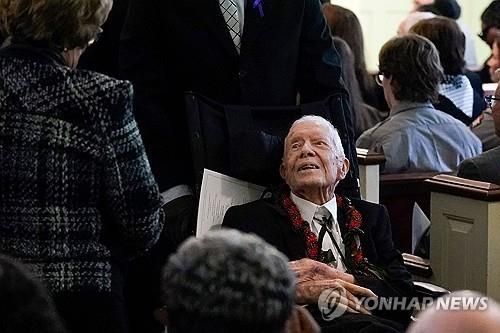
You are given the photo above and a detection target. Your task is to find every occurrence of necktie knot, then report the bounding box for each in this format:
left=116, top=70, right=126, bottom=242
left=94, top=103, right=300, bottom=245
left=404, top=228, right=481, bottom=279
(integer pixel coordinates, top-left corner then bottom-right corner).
left=313, top=207, right=333, bottom=230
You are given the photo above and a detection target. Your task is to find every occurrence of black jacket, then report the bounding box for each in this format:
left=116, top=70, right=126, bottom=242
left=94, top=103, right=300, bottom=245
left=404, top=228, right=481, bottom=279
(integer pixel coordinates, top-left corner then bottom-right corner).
left=223, top=194, right=413, bottom=299
left=119, top=0, right=346, bottom=191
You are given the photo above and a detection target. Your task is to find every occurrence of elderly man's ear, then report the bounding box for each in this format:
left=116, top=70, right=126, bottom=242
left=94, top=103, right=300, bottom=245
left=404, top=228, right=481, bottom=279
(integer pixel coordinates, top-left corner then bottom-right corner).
left=279, top=161, right=286, bottom=181
left=337, top=158, right=350, bottom=181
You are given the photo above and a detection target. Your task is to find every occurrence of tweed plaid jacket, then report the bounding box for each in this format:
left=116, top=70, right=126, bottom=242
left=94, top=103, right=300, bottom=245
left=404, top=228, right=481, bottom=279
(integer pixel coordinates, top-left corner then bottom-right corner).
left=0, top=45, right=164, bottom=294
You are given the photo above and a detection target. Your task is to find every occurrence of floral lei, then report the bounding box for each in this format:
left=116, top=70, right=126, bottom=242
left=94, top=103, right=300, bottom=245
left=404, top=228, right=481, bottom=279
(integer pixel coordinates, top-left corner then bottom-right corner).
left=281, top=190, right=378, bottom=277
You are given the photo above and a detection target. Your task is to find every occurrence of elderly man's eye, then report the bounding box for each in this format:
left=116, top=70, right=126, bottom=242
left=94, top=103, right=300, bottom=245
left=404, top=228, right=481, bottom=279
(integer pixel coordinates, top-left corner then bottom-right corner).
left=291, top=143, right=301, bottom=150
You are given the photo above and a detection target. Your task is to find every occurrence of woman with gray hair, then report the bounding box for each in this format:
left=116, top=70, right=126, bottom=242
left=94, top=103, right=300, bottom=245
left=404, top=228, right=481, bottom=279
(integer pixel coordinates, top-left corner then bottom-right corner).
left=0, top=1, right=164, bottom=332
left=161, top=229, right=318, bottom=333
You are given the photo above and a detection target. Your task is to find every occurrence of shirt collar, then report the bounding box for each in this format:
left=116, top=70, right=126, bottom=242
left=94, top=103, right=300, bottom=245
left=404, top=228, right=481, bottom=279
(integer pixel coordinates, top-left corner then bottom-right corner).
left=391, top=101, right=434, bottom=116
left=290, top=192, right=337, bottom=224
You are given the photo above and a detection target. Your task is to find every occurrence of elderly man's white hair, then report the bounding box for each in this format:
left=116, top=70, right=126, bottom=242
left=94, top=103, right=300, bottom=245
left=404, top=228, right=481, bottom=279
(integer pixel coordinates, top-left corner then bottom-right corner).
left=408, top=290, right=500, bottom=333
left=286, top=115, right=346, bottom=160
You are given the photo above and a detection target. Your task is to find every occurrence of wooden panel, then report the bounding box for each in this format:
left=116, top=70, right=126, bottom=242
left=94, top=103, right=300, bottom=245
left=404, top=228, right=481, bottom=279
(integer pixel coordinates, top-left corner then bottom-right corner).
left=430, top=192, right=500, bottom=300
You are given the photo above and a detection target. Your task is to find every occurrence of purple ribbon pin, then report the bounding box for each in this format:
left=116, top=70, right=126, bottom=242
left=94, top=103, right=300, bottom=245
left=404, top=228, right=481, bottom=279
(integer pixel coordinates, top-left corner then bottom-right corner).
left=253, top=0, right=264, bottom=18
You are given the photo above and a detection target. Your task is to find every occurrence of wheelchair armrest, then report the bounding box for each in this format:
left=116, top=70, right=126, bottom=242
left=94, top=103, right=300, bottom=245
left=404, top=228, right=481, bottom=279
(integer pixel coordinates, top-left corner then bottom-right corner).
left=413, top=281, right=449, bottom=298
left=402, top=253, right=433, bottom=278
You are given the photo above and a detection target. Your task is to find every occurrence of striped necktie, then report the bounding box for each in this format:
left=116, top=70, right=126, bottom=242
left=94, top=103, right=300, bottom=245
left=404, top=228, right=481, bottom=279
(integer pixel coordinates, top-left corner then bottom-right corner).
left=314, top=208, right=345, bottom=269
left=219, top=0, right=241, bottom=52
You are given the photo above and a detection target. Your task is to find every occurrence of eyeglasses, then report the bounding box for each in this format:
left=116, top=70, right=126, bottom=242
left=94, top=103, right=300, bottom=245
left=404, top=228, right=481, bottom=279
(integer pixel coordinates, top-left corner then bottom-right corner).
left=375, top=73, right=385, bottom=87
left=484, top=95, right=500, bottom=109
left=87, top=28, right=103, bottom=47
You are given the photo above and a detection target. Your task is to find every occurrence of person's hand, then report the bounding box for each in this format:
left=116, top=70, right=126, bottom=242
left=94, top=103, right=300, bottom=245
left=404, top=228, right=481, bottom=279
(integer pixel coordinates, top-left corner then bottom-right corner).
left=289, top=258, right=354, bottom=284
left=285, top=306, right=320, bottom=333
left=295, top=278, right=375, bottom=314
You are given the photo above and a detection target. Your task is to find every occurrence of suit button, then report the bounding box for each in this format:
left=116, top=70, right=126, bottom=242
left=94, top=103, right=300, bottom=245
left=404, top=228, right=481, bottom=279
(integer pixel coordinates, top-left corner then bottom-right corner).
left=238, top=70, right=247, bottom=78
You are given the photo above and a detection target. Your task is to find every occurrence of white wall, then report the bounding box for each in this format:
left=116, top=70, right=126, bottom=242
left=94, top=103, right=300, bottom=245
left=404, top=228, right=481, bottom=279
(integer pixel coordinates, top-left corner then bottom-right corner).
left=330, top=0, right=492, bottom=72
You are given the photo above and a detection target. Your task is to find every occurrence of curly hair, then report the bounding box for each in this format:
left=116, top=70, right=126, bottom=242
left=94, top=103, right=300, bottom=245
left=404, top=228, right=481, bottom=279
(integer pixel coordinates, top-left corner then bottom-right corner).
left=379, top=34, right=444, bottom=103
left=0, top=0, right=112, bottom=50
left=162, top=229, right=295, bottom=333
left=411, top=17, right=465, bottom=75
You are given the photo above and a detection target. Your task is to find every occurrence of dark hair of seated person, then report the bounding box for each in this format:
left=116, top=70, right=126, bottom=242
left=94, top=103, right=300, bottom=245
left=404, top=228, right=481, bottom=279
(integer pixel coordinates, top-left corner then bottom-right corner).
left=410, top=17, right=465, bottom=76
left=0, top=255, right=67, bottom=333
left=379, top=34, right=444, bottom=103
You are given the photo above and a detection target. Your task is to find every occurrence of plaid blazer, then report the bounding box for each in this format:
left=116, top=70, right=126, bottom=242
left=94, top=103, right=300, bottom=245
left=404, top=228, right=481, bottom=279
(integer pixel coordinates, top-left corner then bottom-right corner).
left=0, top=45, right=164, bottom=293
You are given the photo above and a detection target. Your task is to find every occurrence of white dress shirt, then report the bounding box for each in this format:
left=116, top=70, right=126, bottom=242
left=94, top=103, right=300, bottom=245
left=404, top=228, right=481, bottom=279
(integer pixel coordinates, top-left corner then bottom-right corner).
left=290, top=192, right=346, bottom=272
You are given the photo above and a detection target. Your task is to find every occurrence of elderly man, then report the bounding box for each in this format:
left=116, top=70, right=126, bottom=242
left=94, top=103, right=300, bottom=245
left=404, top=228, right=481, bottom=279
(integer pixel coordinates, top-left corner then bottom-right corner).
left=223, top=115, right=413, bottom=330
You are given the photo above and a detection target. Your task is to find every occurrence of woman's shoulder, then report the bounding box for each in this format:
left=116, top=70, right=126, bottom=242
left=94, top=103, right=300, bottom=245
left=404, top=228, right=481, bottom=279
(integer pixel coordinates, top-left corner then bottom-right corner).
left=71, top=69, right=132, bottom=93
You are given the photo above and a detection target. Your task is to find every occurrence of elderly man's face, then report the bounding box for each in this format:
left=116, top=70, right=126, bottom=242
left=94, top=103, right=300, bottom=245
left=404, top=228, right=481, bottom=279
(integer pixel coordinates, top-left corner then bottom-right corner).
left=280, top=121, right=348, bottom=201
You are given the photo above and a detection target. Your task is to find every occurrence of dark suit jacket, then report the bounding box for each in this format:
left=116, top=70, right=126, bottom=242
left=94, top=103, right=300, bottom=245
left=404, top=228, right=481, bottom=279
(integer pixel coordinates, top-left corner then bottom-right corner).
left=223, top=195, right=413, bottom=300
left=119, top=0, right=344, bottom=191
left=457, top=146, right=500, bottom=185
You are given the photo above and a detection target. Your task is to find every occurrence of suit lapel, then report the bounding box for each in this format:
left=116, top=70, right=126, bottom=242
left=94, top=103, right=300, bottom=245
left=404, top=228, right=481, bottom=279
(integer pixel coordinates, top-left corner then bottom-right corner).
left=242, top=0, right=275, bottom=50
left=268, top=198, right=308, bottom=259
left=185, top=0, right=239, bottom=57
left=337, top=203, right=348, bottom=239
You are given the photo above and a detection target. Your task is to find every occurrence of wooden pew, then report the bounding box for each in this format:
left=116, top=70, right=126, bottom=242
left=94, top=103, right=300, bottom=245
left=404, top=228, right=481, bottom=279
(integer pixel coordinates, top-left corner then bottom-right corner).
left=356, top=148, right=385, bottom=204
left=379, top=172, right=439, bottom=253
left=426, top=175, right=500, bottom=300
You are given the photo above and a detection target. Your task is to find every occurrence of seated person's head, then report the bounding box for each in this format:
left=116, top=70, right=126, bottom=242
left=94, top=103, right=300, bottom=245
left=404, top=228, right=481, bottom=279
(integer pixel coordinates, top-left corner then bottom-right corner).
left=0, top=255, right=66, bottom=333
left=397, top=11, right=435, bottom=36
left=480, top=0, right=500, bottom=47
left=408, top=291, right=500, bottom=333
left=410, top=17, right=465, bottom=76
left=378, top=34, right=444, bottom=108
left=161, top=229, right=295, bottom=333
left=487, top=36, right=500, bottom=82
left=280, top=115, right=349, bottom=205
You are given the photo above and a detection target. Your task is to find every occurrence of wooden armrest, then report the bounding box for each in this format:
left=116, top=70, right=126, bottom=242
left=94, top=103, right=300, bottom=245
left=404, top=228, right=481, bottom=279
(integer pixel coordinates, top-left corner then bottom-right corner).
left=425, top=175, right=500, bottom=201
left=356, top=148, right=385, bottom=165
left=403, top=253, right=433, bottom=278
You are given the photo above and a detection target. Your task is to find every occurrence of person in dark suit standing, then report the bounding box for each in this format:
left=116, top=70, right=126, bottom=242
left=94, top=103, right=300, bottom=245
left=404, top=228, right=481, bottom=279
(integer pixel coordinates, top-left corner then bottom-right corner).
left=120, top=3, right=348, bottom=330
left=458, top=80, right=500, bottom=185
left=223, top=115, right=413, bottom=331
left=119, top=0, right=347, bottom=249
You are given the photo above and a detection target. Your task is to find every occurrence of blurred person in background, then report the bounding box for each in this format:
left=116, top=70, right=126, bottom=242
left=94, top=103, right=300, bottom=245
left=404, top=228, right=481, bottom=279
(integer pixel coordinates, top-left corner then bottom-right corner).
left=322, top=4, right=386, bottom=111
left=477, top=0, right=500, bottom=83
left=411, top=17, right=486, bottom=124
left=331, top=36, right=387, bottom=138
left=357, top=35, right=481, bottom=174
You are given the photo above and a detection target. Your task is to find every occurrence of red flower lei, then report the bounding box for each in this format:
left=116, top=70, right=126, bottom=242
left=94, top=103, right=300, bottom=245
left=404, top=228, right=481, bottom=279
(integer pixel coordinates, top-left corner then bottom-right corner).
left=281, top=192, right=367, bottom=273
